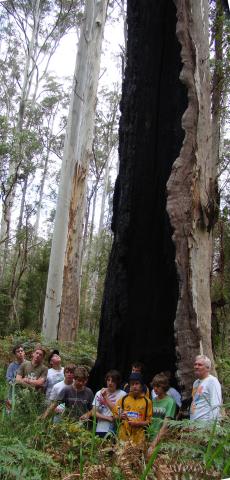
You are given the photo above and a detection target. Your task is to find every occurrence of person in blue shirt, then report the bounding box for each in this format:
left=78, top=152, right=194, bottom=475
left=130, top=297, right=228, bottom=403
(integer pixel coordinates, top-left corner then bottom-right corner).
left=6, top=344, right=26, bottom=383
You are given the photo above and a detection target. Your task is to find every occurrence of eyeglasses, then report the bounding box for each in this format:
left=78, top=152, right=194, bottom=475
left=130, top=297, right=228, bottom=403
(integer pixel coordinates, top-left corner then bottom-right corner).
left=16, top=349, right=24, bottom=353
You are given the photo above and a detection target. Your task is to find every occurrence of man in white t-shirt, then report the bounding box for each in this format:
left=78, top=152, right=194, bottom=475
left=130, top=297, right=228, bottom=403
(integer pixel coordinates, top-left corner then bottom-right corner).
left=91, top=370, right=126, bottom=437
left=190, top=355, right=222, bottom=422
left=46, top=351, right=64, bottom=400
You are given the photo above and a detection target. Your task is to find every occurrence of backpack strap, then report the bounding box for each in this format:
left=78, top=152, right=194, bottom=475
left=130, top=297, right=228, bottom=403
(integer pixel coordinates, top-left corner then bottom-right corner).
left=143, top=396, right=148, bottom=420
left=121, top=394, right=129, bottom=410
left=121, top=394, right=148, bottom=420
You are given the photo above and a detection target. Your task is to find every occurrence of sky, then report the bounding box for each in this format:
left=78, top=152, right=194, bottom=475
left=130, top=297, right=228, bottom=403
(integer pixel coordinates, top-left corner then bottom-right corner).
left=40, top=4, right=125, bottom=237
left=0, top=2, right=125, bottom=240
left=49, top=7, right=124, bottom=90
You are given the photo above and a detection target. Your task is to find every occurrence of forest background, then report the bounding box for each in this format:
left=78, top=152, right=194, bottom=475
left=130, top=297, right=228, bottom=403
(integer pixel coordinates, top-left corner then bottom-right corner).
left=0, top=0, right=230, bottom=479
left=0, top=0, right=229, bottom=388
left=0, top=0, right=123, bottom=338
left=0, top=0, right=229, bottom=373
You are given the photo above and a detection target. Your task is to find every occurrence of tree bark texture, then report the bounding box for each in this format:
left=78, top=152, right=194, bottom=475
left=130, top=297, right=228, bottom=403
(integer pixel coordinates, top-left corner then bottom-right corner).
left=43, top=0, right=108, bottom=340
left=91, top=0, right=216, bottom=399
left=166, top=0, right=216, bottom=397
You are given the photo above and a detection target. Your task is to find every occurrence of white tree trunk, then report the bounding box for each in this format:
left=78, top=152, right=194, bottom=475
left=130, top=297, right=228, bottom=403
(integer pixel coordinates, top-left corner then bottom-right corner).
left=98, top=157, right=110, bottom=233
left=167, top=0, right=216, bottom=397
left=42, top=0, right=108, bottom=340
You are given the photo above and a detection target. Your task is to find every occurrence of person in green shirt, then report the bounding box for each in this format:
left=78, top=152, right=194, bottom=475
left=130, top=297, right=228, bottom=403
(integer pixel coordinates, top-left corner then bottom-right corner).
left=16, top=345, right=47, bottom=390
left=147, top=373, right=176, bottom=457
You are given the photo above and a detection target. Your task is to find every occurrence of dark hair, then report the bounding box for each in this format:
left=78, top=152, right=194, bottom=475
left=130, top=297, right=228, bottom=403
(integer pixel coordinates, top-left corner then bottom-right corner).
left=64, top=363, right=76, bottom=374
left=105, top=369, right=121, bottom=388
left=48, top=349, right=60, bottom=365
left=131, top=361, right=144, bottom=372
left=129, top=372, right=144, bottom=385
left=74, top=366, right=88, bottom=380
left=12, top=344, right=24, bottom=354
left=151, top=373, right=169, bottom=392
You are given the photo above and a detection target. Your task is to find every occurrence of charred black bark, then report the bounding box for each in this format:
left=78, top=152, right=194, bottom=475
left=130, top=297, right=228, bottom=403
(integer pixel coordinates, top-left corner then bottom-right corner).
left=90, top=0, right=187, bottom=390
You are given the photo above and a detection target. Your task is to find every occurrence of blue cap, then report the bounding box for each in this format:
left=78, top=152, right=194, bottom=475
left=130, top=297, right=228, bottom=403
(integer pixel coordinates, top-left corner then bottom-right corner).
left=128, top=372, right=144, bottom=385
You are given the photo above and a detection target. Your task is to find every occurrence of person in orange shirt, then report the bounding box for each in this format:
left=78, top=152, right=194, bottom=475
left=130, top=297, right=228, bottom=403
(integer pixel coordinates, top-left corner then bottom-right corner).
left=113, top=372, right=152, bottom=444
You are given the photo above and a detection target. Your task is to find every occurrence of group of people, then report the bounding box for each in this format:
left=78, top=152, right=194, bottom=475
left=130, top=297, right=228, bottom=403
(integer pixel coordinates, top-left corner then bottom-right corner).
left=6, top=344, right=223, bottom=450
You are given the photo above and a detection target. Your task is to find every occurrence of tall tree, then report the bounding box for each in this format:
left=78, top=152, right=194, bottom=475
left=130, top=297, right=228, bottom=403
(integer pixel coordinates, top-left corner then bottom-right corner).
left=91, top=0, right=216, bottom=399
left=42, top=0, right=108, bottom=341
left=0, top=0, right=81, bottom=267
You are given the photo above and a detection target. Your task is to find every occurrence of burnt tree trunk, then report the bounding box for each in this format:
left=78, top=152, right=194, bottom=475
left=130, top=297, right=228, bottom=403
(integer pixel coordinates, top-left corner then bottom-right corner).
left=90, top=0, right=215, bottom=399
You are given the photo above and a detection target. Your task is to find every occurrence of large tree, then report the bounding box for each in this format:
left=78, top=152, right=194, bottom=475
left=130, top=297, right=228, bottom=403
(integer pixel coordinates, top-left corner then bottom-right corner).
left=42, top=0, right=108, bottom=341
left=91, top=0, right=216, bottom=399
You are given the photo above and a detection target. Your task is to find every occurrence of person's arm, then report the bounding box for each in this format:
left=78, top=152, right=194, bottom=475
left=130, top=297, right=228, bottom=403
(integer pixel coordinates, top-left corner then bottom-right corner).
left=79, top=389, right=95, bottom=421
left=110, top=396, right=128, bottom=421
left=147, top=417, right=168, bottom=456
left=15, top=373, right=27, bottom=385
left=15, top=362, right=24, bottom=384
left=6, top=364, right=15, bottom=383
left=100, top=388, right=117, bottom=412
left=41, top=401, right=58, bottom=419
left=91, top=405, right=113, bottom=422
left=23, top=376, right=46, bottom=388
left=209, top=379, right=222, bottom=418
left=147, top=399, right=175, bottom=457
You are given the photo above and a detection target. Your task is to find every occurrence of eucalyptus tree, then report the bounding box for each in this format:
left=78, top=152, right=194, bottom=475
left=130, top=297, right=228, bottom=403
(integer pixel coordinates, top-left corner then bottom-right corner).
left=91, top=0, right=219, bottom=398
left=42, top=0, right=108, bottom=341
left=0, top=0, right=82, bottom=327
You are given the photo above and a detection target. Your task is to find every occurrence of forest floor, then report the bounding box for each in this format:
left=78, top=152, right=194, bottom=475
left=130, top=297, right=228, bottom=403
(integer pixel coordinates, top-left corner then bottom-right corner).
left=0, top=331, right=229, bottom=480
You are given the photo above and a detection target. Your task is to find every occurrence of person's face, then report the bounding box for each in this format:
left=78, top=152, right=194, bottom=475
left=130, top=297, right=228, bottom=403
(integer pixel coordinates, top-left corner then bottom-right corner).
left=106, top=376, right=116, bottom=393
left=194, top=359, right=209, bottom=379
left=129, top=380, right=142, bottom=397
left=50, top=354, right=61, bottom=367
left=32, top=349, right=44, bottom=365
left=153, top=384, right=165, bottom=398
left=15, top=347, right=25, bottom=363
left=64, top=370, right=75, bottom=384
left=74, top=376, right=87, bottom=391
left=132, top=366, right=142, bottom=374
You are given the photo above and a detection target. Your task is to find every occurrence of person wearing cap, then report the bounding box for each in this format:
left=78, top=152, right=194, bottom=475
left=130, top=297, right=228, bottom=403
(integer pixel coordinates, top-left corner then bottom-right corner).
left=113, top=372, right=152, bottom=444
left=45, top=350, right=64, bottom=401
left=123, top=361, right=150, bottom=398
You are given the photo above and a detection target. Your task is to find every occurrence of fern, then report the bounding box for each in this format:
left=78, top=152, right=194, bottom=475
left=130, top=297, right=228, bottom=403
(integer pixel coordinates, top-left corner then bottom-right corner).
left=0, top=436, right=59, bottom=479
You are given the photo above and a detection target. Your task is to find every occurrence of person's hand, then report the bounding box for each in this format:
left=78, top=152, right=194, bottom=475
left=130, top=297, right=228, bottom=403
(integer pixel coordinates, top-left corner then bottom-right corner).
left=23, top=377, right=32, bottom=385
left=101, top=388, right=108, bottom=398
left=38, top=413, right=46, bottom=421
left=107, top=415, right=114, bottom=423
left=128, top=420, right=143, bottom=427
left=146, top=442, right=157, bottom=460
left=120, top=411, right=128, bottom=420
left=80, top=413, right=90, bottom=421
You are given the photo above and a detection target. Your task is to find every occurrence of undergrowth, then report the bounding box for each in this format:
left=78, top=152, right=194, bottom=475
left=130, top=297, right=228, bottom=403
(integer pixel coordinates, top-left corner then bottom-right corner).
left=0, top=332, right=229, bottom=479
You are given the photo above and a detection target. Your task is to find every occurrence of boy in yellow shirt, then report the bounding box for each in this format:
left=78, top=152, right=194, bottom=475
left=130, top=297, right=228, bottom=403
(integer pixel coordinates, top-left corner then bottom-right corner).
left=113, top=373, right=152, bottom=444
